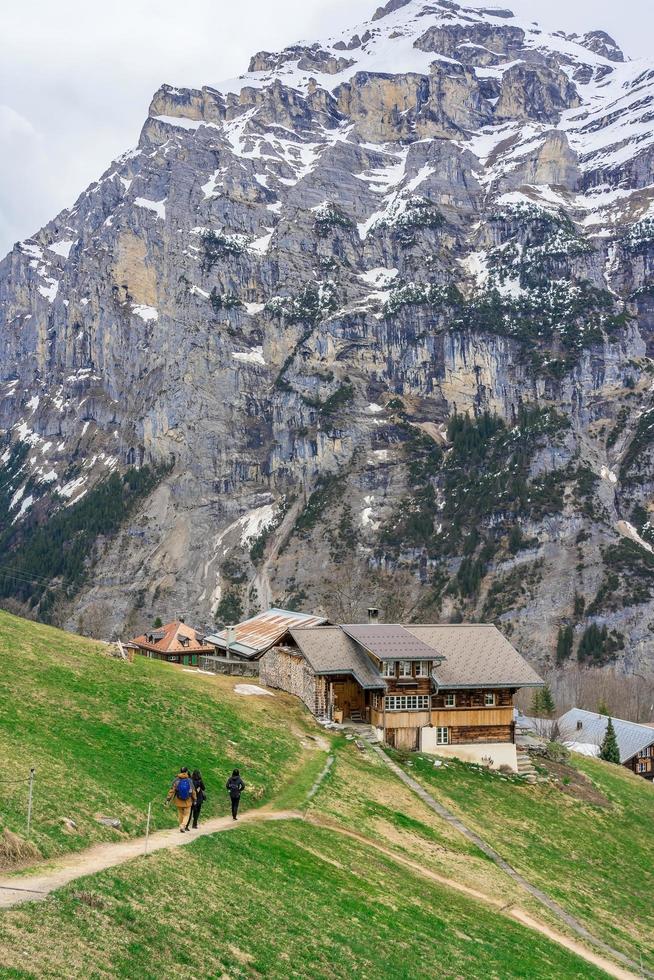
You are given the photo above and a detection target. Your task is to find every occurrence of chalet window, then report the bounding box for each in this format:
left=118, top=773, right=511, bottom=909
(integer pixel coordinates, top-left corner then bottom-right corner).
left=372, top=693, right=380, bottom=709
left=484, top=692, right=495, bottom=707
left=415, top=662, right=429, bottom=678
left=436, top=727, right=449, bottom=745
left=399, top=661, right=412, bottom=677
left=385, top=695, right=430, bottom=711
left=638, top=762, right=647, bottom=773
left=382, top=661, right=396, bottom=678
left=444, top=693, right=456, bottom=707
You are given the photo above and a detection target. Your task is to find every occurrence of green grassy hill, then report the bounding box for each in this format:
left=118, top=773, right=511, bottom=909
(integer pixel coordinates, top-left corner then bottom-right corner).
left=0, top=609, right=651, bottom=979
left=0, top=610, right=319, bottom=858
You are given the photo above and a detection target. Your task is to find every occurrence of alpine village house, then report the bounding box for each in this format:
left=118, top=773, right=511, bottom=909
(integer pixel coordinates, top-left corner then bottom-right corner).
left=260, top=619, right=544, bottom=772
left=130, top=610, right=543, bottom=772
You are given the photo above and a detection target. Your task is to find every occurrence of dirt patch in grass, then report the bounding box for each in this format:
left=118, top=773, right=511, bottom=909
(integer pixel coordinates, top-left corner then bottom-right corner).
left=536, top=758, right=611, bottom=806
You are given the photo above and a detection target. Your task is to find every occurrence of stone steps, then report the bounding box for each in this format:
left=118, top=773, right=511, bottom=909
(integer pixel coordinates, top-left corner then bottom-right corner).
left=516, top=749, right=538, bottom=783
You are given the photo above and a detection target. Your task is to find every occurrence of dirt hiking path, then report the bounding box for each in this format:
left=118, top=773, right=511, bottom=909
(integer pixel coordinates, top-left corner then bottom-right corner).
left=0, top=803, right=641, bottom=979
left=0, top=809, right=302, bottom=909
left=307, top=814, right=640, bottom=980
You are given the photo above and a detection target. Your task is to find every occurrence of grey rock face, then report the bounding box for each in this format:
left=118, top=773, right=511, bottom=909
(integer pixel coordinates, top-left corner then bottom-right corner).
left=2, top=1, right=654, bottom=677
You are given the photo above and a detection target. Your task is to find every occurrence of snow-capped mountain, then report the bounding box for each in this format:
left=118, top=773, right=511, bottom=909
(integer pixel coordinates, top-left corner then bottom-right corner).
left=1, top=0, right=654, bottom=672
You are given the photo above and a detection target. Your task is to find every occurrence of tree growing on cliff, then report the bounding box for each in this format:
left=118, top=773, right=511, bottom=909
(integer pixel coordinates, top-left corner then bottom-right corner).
left=599, top=717, right=620, bottom=764
left=556, top=625, right=573, bottom=663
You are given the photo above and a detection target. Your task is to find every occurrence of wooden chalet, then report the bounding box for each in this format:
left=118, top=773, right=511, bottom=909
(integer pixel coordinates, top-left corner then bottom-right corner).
left=558, top=708, right=654, bottom=781
left=130, top=620, right=214, bottom=666
left=260, top=622, right=543, bottom=771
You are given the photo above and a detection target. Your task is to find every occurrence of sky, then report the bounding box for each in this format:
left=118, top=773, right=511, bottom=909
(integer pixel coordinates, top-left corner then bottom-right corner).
left=0, top=0, right=651, bottom=257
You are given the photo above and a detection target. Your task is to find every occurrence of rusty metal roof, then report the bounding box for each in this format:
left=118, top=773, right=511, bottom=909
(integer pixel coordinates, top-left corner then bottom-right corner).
left=289, top=627, right=386, bottom=689
left=341, top=624, right=439, bottom=661
left=205, top=608, right=327, bottom=660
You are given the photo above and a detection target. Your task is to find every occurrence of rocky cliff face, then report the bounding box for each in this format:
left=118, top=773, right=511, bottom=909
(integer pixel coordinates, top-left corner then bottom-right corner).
left=2, top=0, right=654, bottom=673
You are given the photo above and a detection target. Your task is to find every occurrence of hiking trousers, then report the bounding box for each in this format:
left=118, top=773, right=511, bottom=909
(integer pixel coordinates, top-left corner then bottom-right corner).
left=230, top=796, right=240, bottom=819
left=175, top=801, right=192, bottom=828
left=186, top=799, right=203, bottom=829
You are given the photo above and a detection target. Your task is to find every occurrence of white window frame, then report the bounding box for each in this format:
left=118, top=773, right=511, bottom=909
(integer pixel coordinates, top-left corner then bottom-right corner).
left=399, top=660, right=412, bottom=678
left=444, top=692, right=456, bottom=707
left=385, top=695, right=430, bottom=711
left=484, top=692, right=496, bottom=706
left=382, top=661, right=396, bottom=678
left=436, top=727, right=449, bottom=745
left=415, top=661, right=429, bottom=678
left=638, top=762, right=646, bottom=773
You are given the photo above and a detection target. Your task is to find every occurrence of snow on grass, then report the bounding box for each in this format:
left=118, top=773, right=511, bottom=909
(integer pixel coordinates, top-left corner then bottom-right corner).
left=232, top=346, right=266, bottom=366
left=134, top=197, right=166, bottom=220
left=132, top=304, right=159, bottom=322
left=234, top=684, right=274, bottom=697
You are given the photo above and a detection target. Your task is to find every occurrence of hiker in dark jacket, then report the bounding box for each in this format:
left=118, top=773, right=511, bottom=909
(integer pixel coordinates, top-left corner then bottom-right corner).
left=185, top=770, right=206, bottom=830
left=226, top=769, right=245, bottom=820
left=166, top=766, right=196, bottom=832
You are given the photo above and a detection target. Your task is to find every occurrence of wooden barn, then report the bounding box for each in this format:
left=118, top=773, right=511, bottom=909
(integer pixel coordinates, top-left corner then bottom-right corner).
left=260, top=622, right=543, bottom=770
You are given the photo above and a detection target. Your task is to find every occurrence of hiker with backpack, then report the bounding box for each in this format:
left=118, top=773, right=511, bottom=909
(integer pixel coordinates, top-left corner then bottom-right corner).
left=166, top=767, right=197, bottom=832
left=185, top=769, right=206, bottom=831
left=226, top=768, right=245, bottom=820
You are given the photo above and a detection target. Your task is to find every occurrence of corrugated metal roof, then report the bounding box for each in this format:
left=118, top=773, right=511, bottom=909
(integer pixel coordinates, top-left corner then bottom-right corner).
left=404, top=625, right=544, bottom=689
left=341, top=624, right=439, bottom=661
left=289, top=627, right=386, bottom=689
left=557, top=708, right=654, bottom=764
left=206, top=608, right=327, bottom=660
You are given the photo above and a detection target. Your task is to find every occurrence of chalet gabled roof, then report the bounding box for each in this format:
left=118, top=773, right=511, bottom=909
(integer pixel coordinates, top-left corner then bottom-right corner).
left=341, top=624, right=439, bottom=661
left=289, top=627, right=386, bottom=690
left=206, top=608, right=327, bottom=660
left=558, top=708, right=654, bottom=764
left=404, top=625, right=543, bottom=689
left=131, top=620, right=213, bottom=655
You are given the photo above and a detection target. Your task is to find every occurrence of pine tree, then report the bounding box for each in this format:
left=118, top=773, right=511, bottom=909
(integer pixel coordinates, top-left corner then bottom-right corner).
left=153, top=617, right=163, bottom=629
left=530, top=689, right=543, bottom=716
left=556, top=625, right=573, bottom=663
left=599, top=717, right=620, bottom=764
left=539, top=684, right=556, bottom=717
left=597, top=698, right=609, bottom=716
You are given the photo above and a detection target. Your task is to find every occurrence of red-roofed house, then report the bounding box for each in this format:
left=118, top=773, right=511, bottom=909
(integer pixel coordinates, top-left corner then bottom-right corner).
left=130, top=620, right=215, bottom=666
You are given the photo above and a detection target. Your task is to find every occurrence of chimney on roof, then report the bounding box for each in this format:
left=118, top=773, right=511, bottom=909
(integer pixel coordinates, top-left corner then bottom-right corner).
left=367, top=607, right=379, bottom=624
left=577, top=720, right=583, bottom=731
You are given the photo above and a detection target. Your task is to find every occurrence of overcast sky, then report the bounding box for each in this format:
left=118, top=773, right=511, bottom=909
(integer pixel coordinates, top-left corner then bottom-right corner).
left=0, top=0, right=650, bottom=257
